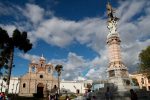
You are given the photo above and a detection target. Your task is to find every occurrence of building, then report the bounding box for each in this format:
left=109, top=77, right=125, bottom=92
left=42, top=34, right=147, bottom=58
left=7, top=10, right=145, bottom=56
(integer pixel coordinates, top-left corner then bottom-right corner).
left=60, top=80, right=92, bottom=94
left=19, top=55, right=57, bottom=97
left=130, top=73, right=150, bottom=91
left=0, top=77, right=20, bottom=94
left=106, top=2, right=131, bottom=91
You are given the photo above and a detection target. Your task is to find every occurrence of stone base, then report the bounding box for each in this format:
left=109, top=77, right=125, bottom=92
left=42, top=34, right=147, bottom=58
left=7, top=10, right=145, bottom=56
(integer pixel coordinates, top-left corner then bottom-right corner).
left=108, top=77, right=131, bottom=92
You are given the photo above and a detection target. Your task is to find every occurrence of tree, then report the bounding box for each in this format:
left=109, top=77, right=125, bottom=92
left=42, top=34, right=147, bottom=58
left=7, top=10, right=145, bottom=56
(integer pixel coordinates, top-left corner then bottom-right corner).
left=0, top=27, right=32, bottom=94
left=139, top=46, right=150, bottom=76
left=55, top=64, right=63, bottom=95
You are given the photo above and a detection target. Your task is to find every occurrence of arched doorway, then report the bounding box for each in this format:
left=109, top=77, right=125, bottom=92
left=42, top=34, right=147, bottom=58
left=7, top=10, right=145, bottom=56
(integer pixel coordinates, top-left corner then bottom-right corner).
left=37, top=83, right=44, bottom=98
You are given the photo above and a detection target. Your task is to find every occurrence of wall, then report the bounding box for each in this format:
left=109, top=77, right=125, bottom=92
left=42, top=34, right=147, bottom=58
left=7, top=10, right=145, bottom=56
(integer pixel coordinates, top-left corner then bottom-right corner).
left=0, top=77, right=20, bottom=94
left=60, top=80, right=92, bottom=94
left=129, top=74, right=150, bottom=91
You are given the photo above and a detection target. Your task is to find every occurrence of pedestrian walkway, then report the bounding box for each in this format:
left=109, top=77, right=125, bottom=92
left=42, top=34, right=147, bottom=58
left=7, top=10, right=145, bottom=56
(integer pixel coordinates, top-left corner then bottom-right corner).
left=72, top=96, right=86, bottom=100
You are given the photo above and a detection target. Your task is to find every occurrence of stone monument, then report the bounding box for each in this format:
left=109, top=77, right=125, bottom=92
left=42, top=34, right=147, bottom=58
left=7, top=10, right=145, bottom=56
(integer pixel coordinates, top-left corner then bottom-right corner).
left=106, top=2, right=131, bottom=92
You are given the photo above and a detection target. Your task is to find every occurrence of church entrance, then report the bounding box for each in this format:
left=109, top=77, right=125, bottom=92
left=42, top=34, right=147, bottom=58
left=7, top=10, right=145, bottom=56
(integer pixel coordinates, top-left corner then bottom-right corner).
left=37, top=83, right=44, bottom=98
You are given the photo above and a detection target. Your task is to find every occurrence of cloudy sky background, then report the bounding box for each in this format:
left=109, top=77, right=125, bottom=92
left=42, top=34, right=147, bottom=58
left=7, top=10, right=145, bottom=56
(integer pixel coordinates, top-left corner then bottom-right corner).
left=0, top=0, right=150, bottom=80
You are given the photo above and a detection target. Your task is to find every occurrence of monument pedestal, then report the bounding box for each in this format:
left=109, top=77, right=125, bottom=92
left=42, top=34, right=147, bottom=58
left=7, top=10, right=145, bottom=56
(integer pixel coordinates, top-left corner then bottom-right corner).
left=108, top=77, right=131, bottom=92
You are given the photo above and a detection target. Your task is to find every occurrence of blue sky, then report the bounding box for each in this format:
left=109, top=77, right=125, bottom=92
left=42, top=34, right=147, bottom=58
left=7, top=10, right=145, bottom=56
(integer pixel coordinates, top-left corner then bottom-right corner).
left=0, top=0, right=150, bottom=80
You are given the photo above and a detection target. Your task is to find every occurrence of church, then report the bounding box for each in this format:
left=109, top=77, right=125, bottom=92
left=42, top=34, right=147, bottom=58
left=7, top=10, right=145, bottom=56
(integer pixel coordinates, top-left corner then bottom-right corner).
left=18, top=55, right=58, bottom=97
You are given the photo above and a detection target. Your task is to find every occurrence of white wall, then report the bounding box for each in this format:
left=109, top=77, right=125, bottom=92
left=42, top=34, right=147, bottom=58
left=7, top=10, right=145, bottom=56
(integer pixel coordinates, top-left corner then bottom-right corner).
left=0, top=77, right=93, bottom=94
left=60, top=80, right=92, bottom=94
left=0, top=77, right=20, bottom=94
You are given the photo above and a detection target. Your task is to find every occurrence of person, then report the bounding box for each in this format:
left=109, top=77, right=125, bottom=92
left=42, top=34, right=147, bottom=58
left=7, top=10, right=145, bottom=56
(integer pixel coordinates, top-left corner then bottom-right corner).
left=86, top=89, right=92, bottom=100
left=0, top=93, right=3, bottom=100
left=130, top=89, right=138, bottom=100
left=92, top=96, right=96, bottom=100
left=105, top=87, right=112, bottom=100
left=1, top=92, right=5, bottom=100
left=55, top=93, right=59, bottom=100
left=49, top=94, right=54, bottom=100
left=65, top=96, right=70, bottom=100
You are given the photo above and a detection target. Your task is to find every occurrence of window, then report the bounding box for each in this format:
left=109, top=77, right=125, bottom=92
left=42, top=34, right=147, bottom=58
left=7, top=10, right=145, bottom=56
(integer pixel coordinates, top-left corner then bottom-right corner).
left=32, top=67, right=35, bottom=72
left=109, top=70, right=115, bottom=77
left=48, top=67, right=51, bottom=73
left=54, top=85, right=57, bottom=89
left=76, top=89, right=80, bottom=94
left=126, top=80, right=130, bottom=86
left=141, top=78, right=144, bottom=84
left=23, top=83, right=26, bottom=88
left=132, top=78, right=139, bottom=86
left=40, top=75, right=43, bottom=78
left=148, top=76, right=150, bottom=83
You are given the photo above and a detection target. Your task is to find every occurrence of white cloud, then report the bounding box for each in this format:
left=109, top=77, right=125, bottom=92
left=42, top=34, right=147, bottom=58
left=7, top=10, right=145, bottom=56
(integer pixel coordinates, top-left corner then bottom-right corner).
left=18, top=53, right=40, bottom=62
left=117, top=0, right=146, bottom=25
left=36, top=18, right=75, bottom=47
left=86, top=69, right=95, bottom=77
left=74, top=76, right=86, bottom=81
left=0, top=25, right=16, bottom=37
left=49, top=52, right=88, bottom=80
left=23, top=3, right=44, bottom=24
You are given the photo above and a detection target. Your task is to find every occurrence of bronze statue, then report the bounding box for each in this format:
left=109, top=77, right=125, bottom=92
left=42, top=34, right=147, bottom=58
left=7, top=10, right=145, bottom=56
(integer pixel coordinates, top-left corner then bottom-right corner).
left=106, top=2, right=119, bottom=21
left=106, top=2, right=119, bottom=35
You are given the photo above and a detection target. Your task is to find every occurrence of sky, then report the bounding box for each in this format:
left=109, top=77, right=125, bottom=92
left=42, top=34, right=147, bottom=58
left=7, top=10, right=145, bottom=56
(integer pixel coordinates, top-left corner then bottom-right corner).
left=0, top=0, right=150, bottom=80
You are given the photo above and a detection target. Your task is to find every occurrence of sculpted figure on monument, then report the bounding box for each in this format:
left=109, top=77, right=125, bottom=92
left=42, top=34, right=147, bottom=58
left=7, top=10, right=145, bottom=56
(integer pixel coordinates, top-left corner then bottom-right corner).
left=107, top=2, right=119, bottom=34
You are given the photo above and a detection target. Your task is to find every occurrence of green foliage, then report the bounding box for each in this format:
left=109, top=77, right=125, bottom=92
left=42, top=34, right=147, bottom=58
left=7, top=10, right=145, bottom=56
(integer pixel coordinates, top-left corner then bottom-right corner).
left=3, top=77, right=7, bottom=82
left=55, top=64, right=63, bottom=76
left=0, top=27, right=32, bottom=94
left=0, top=27, right=10, bottom=68
left=0, top=27, right=32, bottom=68
left=139, top=46, right=150, bottom=75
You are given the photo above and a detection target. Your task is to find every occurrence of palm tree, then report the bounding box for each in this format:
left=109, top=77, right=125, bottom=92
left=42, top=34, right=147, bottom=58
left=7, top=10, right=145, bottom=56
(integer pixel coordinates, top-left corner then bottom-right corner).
left=0, top=27, right=32, bottom=94
left=55, top=64, right=63, bottom=95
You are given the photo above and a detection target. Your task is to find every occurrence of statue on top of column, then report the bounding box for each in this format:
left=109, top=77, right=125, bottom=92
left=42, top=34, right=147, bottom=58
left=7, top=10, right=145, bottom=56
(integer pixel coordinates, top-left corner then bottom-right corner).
left=106, top=2, right=119, bottom=35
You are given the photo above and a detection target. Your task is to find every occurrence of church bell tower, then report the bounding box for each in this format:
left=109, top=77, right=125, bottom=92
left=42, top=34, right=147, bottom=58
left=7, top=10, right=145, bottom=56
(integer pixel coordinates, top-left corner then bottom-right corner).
left=106, top=2, right=131, bottom=91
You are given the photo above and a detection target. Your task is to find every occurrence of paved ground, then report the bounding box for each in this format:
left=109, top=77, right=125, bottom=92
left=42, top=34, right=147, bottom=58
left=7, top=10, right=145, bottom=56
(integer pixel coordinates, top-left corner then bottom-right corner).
left=72, top=96, right=86, bottom=100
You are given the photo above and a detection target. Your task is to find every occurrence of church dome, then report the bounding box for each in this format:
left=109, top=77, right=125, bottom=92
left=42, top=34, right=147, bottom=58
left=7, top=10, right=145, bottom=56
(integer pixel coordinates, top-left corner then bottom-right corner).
left=40, top=54, right=46, bottom=60
left=31, top=59, right=36, bottom=64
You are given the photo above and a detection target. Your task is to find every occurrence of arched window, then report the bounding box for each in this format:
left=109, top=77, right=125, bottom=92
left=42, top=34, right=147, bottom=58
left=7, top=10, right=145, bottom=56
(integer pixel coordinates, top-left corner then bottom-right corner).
left=23, top=83, right=26, bottom=88
left=32, top=67, right=35, bottom=72
left=141, top=78, right=144, bottom=84
left=48, top=67, right=51, bottom=73
left=148, top=76, right=150, bottom=83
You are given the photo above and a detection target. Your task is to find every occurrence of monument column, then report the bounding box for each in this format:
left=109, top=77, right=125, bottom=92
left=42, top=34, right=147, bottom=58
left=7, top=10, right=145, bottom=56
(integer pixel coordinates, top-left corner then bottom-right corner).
left=106, top=2, right=131, bottom=92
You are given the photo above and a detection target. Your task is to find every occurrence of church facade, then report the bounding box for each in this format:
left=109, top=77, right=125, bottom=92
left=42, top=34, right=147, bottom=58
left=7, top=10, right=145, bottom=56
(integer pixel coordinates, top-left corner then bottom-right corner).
left=18, top=56, right=58, bottom=97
